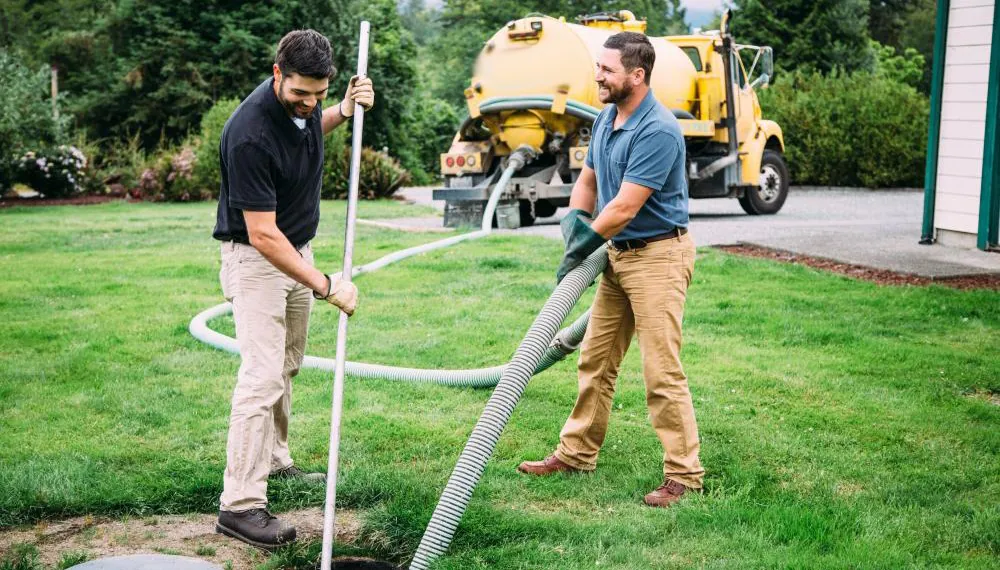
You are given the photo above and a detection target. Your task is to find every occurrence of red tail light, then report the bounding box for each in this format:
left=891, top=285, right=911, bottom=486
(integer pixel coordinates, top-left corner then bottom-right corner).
left=446, top=156, right=455, bottom=167
left=456, top=156, right=466, bottom=167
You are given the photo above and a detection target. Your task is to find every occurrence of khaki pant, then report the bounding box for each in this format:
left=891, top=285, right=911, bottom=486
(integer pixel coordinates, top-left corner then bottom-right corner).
left=218, top=241, right=314, bottom=511
left=554, top=232, right=704, bottom=488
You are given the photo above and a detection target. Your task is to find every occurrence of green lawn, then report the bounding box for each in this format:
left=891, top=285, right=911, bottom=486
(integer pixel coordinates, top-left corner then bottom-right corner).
left=1, top=201, right=998, bottom=569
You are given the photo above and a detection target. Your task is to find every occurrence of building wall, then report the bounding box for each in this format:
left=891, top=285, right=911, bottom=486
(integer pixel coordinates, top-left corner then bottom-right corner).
left=935, top=0, right=994, bottom=235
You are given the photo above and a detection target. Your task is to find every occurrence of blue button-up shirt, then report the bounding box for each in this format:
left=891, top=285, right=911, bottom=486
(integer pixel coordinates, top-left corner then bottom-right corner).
left=585, top=89, right=689, bottom=241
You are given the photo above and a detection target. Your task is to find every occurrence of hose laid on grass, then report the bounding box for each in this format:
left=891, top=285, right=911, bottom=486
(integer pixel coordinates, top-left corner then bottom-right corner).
left=191, top=302, right=591, bottom=388
left=189, top=146, right=594, bottom=387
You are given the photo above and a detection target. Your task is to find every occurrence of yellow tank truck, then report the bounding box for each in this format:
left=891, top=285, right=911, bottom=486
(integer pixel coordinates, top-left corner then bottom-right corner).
left=433, top=9, right=788, bottom=228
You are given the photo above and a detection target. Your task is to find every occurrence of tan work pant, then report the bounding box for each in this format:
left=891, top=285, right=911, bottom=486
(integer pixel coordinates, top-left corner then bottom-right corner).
left=554, top=232, right=704, bottom=488
left=218, top=241, right=314, bottom=511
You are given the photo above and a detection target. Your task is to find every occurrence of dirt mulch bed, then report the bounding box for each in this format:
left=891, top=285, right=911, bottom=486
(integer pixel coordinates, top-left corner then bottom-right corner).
left=715, top=244, right=1000, bottom=291
left=0, top=508, right=361, bottom=569
left=0, top=195, right=137, bottom=209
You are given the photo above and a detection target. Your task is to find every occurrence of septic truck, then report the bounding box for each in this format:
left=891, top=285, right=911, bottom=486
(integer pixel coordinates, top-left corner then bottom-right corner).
left=433, top=9, right=789, bottom=228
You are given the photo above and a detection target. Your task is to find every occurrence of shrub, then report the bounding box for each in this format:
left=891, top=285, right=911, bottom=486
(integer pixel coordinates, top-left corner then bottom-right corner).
left=83, top=132, right=148, bottom=195
left=322, top=127, right=349, bottom=199
left=358, top=147, right=412, bottom=198
left=759, top=70, right=929, bottom=188
left=396, top=95, right=461, bottom=184
left=190, top=98, right=240, bottom=197
left=322, top=136, right=411, bottom=200
left=13, top=145, right=89, bottom=198
left=0, top=49, right=71, bottom=192
left=138, top=145, right=209, bottom=202
left=872, top=40, right=926, bottom=90
left=136, top=98, right=238, bottom=202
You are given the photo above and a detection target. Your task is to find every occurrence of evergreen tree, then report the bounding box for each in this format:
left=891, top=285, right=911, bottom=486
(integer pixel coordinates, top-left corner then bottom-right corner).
left=729, top=0, right=874, bottom=75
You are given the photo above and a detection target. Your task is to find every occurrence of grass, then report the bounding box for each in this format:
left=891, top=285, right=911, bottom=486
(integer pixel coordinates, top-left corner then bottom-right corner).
left=0, top=200, right=998, bottom=569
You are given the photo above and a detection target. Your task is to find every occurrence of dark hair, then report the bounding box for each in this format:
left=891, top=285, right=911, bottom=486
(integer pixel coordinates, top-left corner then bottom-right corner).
left=603, top=32, right=655, bottom=85
left=275, top=29, right=336, bottom=79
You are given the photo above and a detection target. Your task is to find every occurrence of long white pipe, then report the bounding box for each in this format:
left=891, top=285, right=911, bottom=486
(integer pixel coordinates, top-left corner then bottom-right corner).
left=321, top=20, right=369, bottom=570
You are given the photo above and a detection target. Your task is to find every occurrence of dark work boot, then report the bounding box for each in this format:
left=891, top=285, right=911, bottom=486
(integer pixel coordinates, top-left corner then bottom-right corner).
left=270, top=464, right=325, bottom=484
left=216, top=508, right=296, bottom=549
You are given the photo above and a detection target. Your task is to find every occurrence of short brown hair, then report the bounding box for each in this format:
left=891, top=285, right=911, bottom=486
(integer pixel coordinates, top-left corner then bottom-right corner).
left=275, top=29, right=335, bottom=79
left=603, top=32, right=655, bottom=85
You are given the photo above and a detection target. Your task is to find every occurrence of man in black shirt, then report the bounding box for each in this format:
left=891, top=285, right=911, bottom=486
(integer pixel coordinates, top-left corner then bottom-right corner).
left=212, top=29, right=374, bottom=549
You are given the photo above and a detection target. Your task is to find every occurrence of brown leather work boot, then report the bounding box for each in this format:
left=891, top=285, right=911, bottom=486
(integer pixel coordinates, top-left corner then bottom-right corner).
left=643, top=479, right=693, bottom=508
left=517, top=454, right=582, bottom=476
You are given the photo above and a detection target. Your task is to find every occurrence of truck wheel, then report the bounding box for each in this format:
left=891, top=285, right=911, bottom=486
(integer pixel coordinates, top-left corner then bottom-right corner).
left=739, top=150, right=789, bottom=215
left=518, top=200, right=536, bottom=226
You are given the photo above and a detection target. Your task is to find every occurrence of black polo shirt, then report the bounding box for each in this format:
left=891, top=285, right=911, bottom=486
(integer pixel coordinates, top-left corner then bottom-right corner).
left=213, top=77, right=324, bottom=249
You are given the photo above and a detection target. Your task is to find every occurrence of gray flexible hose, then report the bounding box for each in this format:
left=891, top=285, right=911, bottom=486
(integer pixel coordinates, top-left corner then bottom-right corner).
left=409, top=247, right=607, bottom=570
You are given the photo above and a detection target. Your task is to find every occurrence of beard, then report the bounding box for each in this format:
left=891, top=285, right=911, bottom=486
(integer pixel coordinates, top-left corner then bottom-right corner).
left=598, top=81, right=633, bottom=105
left=277, top=78, right=315, bottom=119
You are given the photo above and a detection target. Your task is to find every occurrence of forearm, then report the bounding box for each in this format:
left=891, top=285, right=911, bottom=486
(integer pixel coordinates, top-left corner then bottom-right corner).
left=591, top=199, right=637, bottom=239
left=321, top=101, right=350, bottom=136
left=568, top=179, right=597, bottom=212
left=249, top=229, right=329, bottom=294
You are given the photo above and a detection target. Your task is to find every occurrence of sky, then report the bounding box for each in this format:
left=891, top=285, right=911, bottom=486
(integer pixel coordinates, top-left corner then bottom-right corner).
left=683, top=0, right=724, bottom=9
left=683, top=0, right=726, bottom=28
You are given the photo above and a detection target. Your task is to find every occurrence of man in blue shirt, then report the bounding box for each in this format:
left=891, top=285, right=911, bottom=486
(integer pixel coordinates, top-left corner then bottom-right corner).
left=518, top=32, right=703, bottom=507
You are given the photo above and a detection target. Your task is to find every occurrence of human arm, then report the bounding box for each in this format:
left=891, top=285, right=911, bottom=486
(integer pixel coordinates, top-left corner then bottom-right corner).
left=243, top=212, right=358, bottom=315
left=322, top=76, right=375, bottom=136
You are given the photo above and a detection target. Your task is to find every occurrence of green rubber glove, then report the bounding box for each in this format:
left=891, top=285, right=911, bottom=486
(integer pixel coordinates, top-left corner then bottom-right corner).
left=556, top=209, right=606, bottom=284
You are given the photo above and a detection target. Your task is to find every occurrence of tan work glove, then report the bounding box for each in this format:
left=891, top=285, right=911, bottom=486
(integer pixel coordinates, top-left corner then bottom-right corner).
left=339, top=75, right=375, bottom=117
left=313, top=272, right=358, bottom=316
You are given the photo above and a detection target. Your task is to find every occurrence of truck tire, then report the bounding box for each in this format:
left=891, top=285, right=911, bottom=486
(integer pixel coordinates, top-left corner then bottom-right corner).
left=739, top=150, right=789, bottom=215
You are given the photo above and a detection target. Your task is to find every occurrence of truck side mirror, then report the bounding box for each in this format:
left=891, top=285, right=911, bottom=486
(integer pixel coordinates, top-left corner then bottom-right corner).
left=751, top=47, right=773, bottom=90
left=762, top=47, right=773, bottom=78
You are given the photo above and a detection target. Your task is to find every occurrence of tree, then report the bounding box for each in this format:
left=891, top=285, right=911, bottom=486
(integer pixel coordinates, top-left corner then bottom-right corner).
left=898, top=0, right=936, bottom=93
left=729, top=0, right=874, bottom=75
left=399, top=0, right=442, bottom=47
left=337, top=0, right=420, bottom=166
left=872, top=39, right=925, bottom=90
left=869, top=0, right=922, bottom=49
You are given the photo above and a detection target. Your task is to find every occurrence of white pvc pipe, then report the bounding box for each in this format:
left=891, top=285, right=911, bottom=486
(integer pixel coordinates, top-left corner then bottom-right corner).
left=321, top=20, right=369, bottom=570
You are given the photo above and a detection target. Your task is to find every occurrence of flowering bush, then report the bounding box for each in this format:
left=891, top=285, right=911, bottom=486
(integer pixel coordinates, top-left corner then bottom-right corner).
left=14, top=145, right=89, bottom=198
left=137, top=145, right=212, bottom=202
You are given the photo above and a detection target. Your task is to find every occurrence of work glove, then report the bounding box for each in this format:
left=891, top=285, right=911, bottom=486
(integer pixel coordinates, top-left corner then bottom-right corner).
left=339, top=75, right=374, bottom=117
left=556, top=209, right=607, bottom=284
left=313, top=272, right=359, bottom=316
